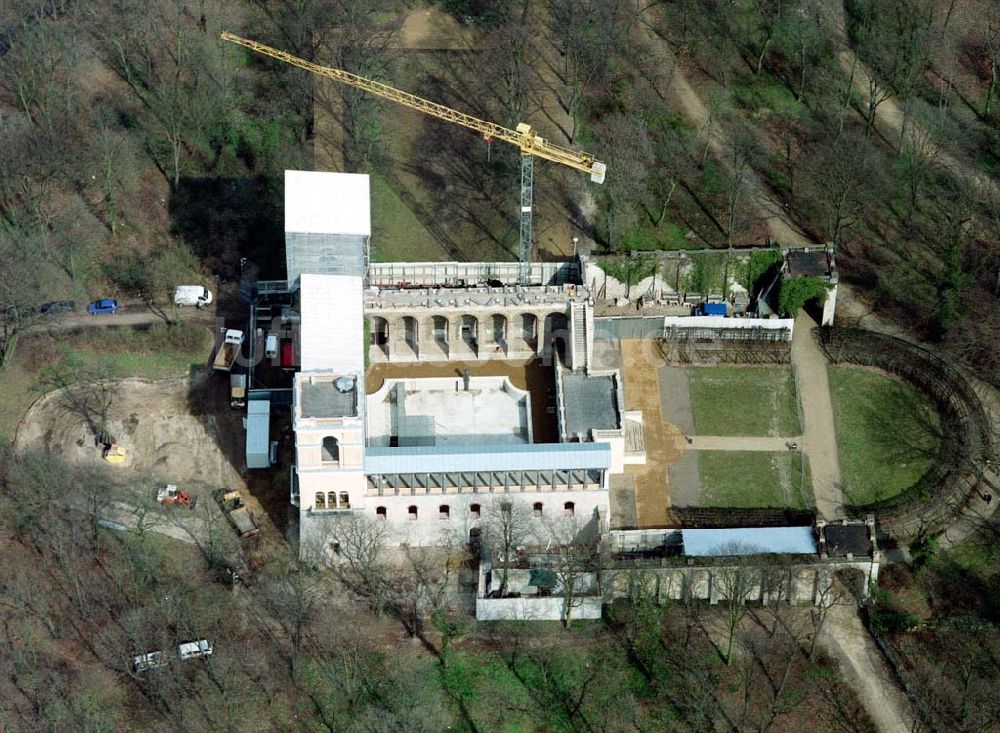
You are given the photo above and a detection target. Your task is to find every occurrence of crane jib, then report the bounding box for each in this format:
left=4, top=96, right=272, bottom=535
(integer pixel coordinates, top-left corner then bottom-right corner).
left=220, top=32, right=606, bottom=183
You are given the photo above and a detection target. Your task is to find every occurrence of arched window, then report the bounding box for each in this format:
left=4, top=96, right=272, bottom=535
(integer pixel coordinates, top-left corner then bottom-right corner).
left=321, top=436, right=340, bottom=463
left=376, top=506, right=387, bottom=521
left=564, top=501, right=575, bottom=517
left=315, top=492, right=326, bottom=510
left=327, top=492, right=337, bottom=509
left=470, top=503, right=481, bottom=519
left=439, top=505, right=450, bottom=520
left=408, top=505, right=418, bottom=520
left=533, top=502, right=543, bottom=517
left=339, top=492, right=350, bottom=508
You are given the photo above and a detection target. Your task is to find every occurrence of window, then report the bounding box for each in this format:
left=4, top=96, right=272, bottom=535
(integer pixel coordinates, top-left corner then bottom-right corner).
left=321, top=436, right=340, bottom=463
left=470, top=503, right=481, bottom=520
left=376, top=506, right=387, bottom=521
left=439, top=504, right=450, bottom=520
left=564, top=501, right=575, bottom=517
left=408, top=505, right=418, bottom=521
left=533, top=502, right=543, bottom=517
left=327, top=492, right=337, bottom=509
left=339, top=492, right=350, bottom=509
left=315, top=492, right=326, bottom=510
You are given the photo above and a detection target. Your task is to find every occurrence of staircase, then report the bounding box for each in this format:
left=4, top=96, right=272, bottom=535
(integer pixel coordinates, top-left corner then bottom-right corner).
left=570, top=301, right=588, bottom=371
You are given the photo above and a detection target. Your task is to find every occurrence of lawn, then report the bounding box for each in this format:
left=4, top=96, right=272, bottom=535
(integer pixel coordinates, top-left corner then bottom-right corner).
left=829, top=366, right=942, bottom=507
left=0, top=323, right=213, bottom=444
left=686, top=366, right=800, bottom=436
left=698, top=450, right=813, bottom=509
left=370, top=174, right=449, bottom=262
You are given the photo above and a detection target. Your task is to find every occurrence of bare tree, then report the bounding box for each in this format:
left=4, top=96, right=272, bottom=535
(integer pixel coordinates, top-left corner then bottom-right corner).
left=321, top=514, right=392, bottom=614
left=481, top=498, right=534, bottom=596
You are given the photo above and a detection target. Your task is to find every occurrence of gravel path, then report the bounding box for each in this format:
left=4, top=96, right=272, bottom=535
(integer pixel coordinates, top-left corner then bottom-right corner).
left=790, top=313, right=844, bottom=519
left=820, top=602, right=917, bottom=733
left=686, top=436, right=799, bottom=451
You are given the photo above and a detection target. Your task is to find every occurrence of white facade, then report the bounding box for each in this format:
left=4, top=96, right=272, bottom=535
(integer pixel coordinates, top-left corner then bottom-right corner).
left=285, top=170, right=371, bottom=237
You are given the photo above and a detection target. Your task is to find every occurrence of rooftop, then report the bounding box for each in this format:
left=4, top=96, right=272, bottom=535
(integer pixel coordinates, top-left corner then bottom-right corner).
left=284, top=170, right=371, bottom=236
left=681, top=527, right=817, bottom=556
left=300, top=375, right=358, bottom=418
left=561, top=371, right=620, bottom=437
left=822, top=523, right=872, bottom=557
left=366, top=376, right=531, bottom=447
left=365, top=441, right=612, bottom=474
left=785, top=249, right=832, bottom=278
left=299, top=273, right=364, bottom=373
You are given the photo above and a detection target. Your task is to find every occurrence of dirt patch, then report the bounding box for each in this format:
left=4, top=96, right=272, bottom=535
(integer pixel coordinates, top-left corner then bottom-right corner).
left=13, top=374, right=289, bottom=553
left=397, top=6, right=477, bottom=50
left=618, top=339, right=685, bottom=527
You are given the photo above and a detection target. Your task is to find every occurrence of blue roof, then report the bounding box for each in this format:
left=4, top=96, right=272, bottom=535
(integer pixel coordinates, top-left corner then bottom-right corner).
left=682, top=527, right=816, bottom=556
left=365, top=442, right=611, bottom=475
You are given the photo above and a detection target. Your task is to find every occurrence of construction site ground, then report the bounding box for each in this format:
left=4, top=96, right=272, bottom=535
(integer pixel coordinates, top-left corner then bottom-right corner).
left=13, top=373, right=290, bottom=563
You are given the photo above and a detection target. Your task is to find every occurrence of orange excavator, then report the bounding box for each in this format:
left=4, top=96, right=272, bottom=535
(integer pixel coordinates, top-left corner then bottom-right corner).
left=156, top=485, right=197, bottom=510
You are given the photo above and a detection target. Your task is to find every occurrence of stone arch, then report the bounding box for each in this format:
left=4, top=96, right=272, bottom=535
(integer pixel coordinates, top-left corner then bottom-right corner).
left=460, top=314, right=479, bottom=350
left=321, top=436, right=339, bottom=463
left=489, top=313, right=508, bottom=353
left=543, top=311, right=569, bottom=363
left=402, top=315, right=419, bottom=356
left=519, top=312, right=537, bottom=346
left=370, top=316, right=389, bottom=358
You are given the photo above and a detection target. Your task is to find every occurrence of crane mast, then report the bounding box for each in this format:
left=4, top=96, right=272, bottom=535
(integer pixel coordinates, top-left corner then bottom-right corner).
left=221, top=32, right=606, bottom=283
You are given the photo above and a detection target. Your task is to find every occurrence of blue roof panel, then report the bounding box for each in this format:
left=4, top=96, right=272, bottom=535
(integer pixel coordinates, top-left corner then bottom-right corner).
left=365, top=442, right=612, bottom=475
left=246, top=400, right=271, bottom=469
left=682, top=527, right=816, bottom=556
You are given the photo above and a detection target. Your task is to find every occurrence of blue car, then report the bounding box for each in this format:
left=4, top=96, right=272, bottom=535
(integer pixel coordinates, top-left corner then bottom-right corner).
left=87, top=298, right=119, bottom=315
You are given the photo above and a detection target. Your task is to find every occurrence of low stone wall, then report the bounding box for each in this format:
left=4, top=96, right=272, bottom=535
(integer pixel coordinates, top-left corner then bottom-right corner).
left=475, top=596, right=603, bottom=622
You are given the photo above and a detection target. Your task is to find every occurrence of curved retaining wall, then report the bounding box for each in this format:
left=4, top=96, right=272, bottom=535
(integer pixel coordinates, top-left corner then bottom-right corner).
left=818, top=328, right=994, bottom=542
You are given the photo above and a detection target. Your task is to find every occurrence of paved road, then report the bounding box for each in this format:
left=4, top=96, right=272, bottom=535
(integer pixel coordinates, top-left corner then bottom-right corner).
left=790, top=314, right=844, bottom=519
left=686, top=435, right=800, bottom=451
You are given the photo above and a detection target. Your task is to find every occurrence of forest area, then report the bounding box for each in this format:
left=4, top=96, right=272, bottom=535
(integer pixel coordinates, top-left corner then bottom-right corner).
left=1, top=0, right=999, bottom=731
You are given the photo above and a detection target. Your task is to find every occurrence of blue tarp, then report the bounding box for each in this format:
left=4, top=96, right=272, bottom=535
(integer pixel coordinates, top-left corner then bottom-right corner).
left=682, top=527, right=816, bottom=556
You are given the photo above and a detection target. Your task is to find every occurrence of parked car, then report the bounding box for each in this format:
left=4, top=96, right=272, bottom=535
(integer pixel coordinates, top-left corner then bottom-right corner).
left=40, top=300, right=76, bottom=315
left=87, top=298, right=119, bottom=315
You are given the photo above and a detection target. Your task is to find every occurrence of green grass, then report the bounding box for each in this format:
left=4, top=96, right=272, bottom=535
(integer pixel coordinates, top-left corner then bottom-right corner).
left=0, top=323, right=213, bottom=444
left=370, top=174, right=449, bottom=262
left=829, top=366, right=942, bottom=507
left=698, top=450, right=813, bottom=509
left=621, top=220, right=690, bottom=251
left=686, top=366, right=800, bottom=436
left=63, top=323, right=214, bottom=379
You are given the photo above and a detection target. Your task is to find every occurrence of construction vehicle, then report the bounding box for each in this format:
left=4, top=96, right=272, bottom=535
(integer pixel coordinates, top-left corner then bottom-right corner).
left=220, top=32, right=606, bottom=284
left=96, top=433, right=127, bottom=464
left=230, top=372, right=247, bottom=409
left=132, top=650, right=167, bottom=673
left=156, top=484, right=197, bottom=510
left=215, top=488, right=260, bottom=538
left=212, top=328, right=244, bottom=372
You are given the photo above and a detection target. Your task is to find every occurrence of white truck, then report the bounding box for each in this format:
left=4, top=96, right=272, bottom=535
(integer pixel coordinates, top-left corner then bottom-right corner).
left=212, top=329, right=244, bottom=371
left=177, top=639, right=213, bottom=660
left=173, top=285, right=213, bottom=308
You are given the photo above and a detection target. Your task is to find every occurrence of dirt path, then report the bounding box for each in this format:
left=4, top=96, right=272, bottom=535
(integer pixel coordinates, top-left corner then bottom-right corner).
left=635, top=8, right=810, bottom=246
left=619, top=339, right=683, bottom=527
left=820, top=602, right=918, bottom=733
left=825, top=2, right=1000, bottom=200
left=687, top=436, right=799, bottom=451
left=26, top=303, right=217, bottom=334
left=790, top=313, right=844, bottom=519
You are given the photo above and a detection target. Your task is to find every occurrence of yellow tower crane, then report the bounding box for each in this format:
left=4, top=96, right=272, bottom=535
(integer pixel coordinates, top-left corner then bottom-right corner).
left=220, top=32, right=606, bottom=284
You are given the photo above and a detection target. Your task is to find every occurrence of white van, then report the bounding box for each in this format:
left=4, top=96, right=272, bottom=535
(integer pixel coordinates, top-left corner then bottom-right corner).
left=173, top=285, right=213, bottom=308
left=177, top=639, right=213, bottom=660
left=132, top=650, right=167, bottom=672
left=264, top=332, right=278, bottom=359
